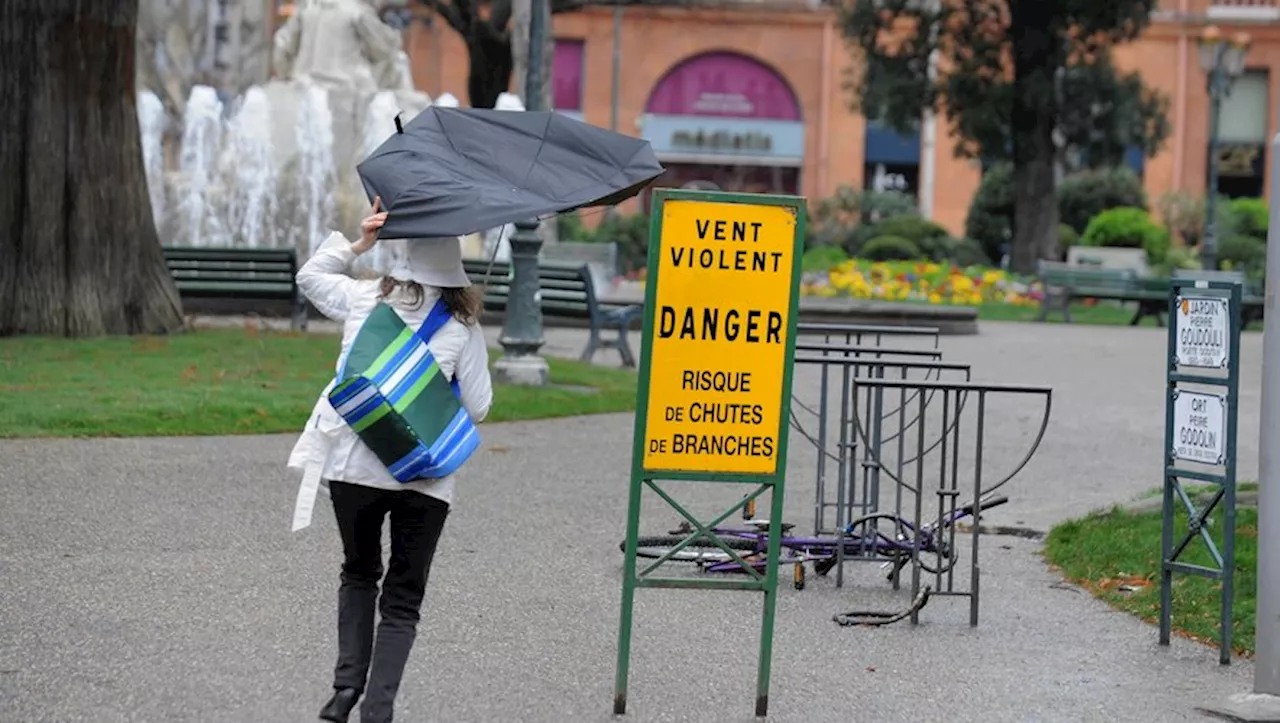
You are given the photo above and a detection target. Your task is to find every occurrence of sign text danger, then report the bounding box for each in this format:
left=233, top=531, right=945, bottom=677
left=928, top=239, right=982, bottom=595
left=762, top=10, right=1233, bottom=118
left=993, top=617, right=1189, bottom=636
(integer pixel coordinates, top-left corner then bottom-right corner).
left=641, top=199, right=799, bottom=475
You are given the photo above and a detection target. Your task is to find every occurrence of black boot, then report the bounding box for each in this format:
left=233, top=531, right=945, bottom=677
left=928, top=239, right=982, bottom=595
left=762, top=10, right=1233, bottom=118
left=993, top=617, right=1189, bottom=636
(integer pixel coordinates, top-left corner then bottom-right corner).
left=319, top=688, right=361, bottom=722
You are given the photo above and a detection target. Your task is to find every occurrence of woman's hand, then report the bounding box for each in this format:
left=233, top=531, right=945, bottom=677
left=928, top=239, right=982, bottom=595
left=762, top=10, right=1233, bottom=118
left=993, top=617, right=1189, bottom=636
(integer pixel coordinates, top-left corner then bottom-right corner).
left=352, top=196, right=387, bottom=255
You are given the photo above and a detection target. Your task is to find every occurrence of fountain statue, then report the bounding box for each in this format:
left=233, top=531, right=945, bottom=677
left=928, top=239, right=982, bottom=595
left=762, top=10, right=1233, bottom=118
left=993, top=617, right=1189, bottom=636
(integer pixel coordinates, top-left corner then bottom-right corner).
left=140, top=0, right=438, bottom=272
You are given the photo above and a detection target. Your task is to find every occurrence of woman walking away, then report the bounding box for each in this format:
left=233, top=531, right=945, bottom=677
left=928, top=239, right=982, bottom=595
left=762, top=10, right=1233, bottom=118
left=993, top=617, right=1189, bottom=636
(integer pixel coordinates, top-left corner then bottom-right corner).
left=287, top=197, right=493, bottom=723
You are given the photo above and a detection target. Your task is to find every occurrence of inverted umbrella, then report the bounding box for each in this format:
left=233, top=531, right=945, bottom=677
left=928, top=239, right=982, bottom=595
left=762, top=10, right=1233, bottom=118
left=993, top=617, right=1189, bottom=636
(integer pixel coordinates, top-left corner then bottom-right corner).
left=356, top=106, right=666, bottom=239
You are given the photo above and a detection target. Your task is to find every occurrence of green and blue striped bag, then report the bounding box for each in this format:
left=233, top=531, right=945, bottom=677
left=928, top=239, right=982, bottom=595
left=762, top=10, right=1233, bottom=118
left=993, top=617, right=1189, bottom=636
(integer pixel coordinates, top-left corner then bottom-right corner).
left=327, top=299, right=480, bottom=482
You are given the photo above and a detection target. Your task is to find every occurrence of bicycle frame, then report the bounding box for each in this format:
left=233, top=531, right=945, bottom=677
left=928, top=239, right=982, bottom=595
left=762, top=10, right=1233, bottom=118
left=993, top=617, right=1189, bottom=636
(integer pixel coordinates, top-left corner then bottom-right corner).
left=695, top=497, right=997, bottom=574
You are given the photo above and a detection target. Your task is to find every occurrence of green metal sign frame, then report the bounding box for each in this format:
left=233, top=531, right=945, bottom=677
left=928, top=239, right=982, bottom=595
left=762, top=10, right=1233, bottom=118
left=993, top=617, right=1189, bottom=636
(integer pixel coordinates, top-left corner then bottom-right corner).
left=613, top=188, right=806, bottom=718
left=1160, top=278, right=1242, bottom=665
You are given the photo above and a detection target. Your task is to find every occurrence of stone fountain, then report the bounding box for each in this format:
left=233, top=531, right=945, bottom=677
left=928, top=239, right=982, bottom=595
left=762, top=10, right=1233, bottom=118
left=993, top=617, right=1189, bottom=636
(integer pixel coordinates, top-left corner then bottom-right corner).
left=138, top=0, right=437, bottom=275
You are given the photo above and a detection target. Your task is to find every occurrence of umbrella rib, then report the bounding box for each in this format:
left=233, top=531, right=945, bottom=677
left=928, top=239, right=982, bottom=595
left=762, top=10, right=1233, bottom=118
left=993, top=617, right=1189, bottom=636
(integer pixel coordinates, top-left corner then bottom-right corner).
left=517, top=113, right=554, bottom=192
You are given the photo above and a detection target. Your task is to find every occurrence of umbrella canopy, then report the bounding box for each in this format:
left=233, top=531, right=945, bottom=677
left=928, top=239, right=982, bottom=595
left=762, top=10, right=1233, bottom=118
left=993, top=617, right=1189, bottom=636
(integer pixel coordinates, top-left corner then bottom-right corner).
left=356, top=106, right=666, bottom=238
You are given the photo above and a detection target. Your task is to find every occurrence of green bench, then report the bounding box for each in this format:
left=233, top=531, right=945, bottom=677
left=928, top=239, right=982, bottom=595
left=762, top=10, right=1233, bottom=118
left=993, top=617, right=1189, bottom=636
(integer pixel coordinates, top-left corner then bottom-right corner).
left=463, top=258, right=642, bottom=367
left=163, top=247, right=308, bottom=330
left=1037, top=261, right=1265, bottom=327
left=1036, top=262, right=1149, bottom=324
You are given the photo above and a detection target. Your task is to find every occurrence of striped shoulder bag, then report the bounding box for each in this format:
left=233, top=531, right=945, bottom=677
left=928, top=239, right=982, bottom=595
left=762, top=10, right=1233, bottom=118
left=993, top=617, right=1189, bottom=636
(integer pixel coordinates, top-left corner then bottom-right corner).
left=327, top=299, right=480, bottom=482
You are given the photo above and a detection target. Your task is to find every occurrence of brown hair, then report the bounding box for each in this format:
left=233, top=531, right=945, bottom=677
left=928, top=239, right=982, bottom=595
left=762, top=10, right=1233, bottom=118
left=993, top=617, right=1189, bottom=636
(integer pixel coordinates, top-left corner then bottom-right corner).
left=379, top=277, right=483, bottom=326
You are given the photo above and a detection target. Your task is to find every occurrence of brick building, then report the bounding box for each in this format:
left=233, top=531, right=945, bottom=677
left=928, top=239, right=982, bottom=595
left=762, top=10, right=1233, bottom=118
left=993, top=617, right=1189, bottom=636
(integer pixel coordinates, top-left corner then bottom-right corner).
left=276, top=0, right=1280, bottom=236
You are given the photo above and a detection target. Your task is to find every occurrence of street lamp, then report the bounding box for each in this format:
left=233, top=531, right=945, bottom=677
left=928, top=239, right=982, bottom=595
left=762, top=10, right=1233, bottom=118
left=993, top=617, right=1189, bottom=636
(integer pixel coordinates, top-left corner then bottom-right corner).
left=492, top=0, right=551, bottom=386
left=1199, top=25, right=1252, bottom=271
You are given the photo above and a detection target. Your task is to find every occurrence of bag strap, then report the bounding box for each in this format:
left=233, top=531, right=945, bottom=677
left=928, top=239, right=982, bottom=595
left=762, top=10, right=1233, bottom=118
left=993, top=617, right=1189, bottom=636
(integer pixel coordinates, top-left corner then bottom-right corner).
left=415, top=298, right=454, bottom=345
left=414, top=298, right=463, bottom=395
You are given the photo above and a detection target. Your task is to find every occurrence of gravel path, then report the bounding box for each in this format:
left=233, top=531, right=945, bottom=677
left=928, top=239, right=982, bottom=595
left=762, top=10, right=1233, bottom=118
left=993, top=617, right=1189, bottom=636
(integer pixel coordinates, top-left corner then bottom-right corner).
left=0, top=319, right=1261, bottom=722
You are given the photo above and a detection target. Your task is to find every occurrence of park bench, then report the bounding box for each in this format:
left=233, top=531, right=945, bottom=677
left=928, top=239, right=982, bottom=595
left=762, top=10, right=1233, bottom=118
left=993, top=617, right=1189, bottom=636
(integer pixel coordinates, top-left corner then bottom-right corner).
left=1036, top=261, right=1147, bottom=324
left=462, top=258, right=642, bottom=367
left=1038, top=262, right=1266, bottom=327
left=163, top=247, right=308, bottom=331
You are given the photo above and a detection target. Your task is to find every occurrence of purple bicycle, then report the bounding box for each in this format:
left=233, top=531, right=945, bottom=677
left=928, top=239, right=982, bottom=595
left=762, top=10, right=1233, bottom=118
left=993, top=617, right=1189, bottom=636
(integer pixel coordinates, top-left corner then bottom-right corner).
left=621, top=494, right=1009, bottom=590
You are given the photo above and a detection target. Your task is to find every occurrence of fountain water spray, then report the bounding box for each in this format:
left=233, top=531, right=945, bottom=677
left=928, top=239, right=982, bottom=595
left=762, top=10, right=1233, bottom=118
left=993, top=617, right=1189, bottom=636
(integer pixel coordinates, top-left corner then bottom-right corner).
left=361, top=90, right=403, bottom=273
left=224, top=87, right=279, bottom=248
left=295, top=82, right=337, bottom=258
left=177, top=86, right=226, bottom=247
left=137, top=90, right=168, bottom=231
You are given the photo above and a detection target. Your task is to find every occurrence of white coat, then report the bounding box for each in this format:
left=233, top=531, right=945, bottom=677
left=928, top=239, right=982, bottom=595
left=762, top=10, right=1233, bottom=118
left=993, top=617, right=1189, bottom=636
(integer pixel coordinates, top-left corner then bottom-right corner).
left=286, top=235, right=493, bottom=530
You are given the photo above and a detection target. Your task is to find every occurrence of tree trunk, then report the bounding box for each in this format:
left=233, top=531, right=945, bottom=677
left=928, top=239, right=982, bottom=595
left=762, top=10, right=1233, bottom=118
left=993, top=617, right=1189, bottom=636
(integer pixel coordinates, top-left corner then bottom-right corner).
left=1008, top=0, right=1060, bottom=274
left=0, top=0, right=184, bottom=337
left=465, top=23, right=513, bottom=108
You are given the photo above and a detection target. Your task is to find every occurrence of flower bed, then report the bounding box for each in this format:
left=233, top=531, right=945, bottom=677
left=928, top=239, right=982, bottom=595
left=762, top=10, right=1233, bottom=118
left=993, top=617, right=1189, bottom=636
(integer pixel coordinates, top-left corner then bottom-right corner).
left=802, top=260, right=1042, bottom=307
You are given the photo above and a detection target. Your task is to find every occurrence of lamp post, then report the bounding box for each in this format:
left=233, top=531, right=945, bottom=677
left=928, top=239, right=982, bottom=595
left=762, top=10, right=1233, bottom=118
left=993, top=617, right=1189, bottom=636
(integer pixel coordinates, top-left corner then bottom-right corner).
left=493, top=0, right=550, bottom=386
left=1199, top=25, right=1252, bottom=272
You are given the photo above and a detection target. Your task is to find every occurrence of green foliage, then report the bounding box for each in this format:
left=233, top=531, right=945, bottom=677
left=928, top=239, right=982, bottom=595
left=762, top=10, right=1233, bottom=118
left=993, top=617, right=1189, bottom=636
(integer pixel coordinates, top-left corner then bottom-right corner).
left=860, top=235, right=922, bottom=261
left=965, top=163, right=1014, bottom=263
left=1153, top=245, right=1203, bottom=276
left=840, top=0, right=1167, bottom=166
left=557, top=211, right=592, bottom=243
left=1228, top=197, right=1268, bottom=239
left=1056, top=167, right=1149, bottom=234
left=866, top=215, right=950, bottom=245
left=587, top=213, right=650, bottom=273
left=808, top=186, right=919, bottom=254
left=842, top=0, right=1167, bottom=272
left=944, top=237, right=992, bottom=267
left=802, top=245, right=850, bottom=272
left=1217, top=234, right=1267, bottom=275
left=1157, top=191, right=1209, bottom=247
left=1058, top=223, right=1079, bottom=259
left=1080, top=207, right=1170, bottom=263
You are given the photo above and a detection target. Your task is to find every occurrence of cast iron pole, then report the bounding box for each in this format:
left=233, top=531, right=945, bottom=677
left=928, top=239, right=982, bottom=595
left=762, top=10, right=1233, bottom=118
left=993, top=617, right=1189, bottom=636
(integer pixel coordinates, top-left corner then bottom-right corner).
left=1203, top=45, right=1227, bottom=272
left=494, top=0, right=550, bottom=386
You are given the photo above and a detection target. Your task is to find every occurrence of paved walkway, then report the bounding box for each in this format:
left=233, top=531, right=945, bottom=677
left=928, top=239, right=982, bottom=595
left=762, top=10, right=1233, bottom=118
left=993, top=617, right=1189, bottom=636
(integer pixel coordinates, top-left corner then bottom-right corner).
left=0, top=319, right=1263, bottom=722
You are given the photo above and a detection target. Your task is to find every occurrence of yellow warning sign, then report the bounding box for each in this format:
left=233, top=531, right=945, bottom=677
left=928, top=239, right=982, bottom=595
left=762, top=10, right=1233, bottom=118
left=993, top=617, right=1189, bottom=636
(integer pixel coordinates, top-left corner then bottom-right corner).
left=641, top=198, right=799, bottom=475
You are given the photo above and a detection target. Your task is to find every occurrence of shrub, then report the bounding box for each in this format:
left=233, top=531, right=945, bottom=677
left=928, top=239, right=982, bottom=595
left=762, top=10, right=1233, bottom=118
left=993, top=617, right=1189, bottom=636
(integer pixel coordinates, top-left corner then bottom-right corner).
left=556, top=211, right=592, bottom=243
left=1228, top=197, right=1268, bottom=239
left=1057, top=166, right=1148, bottom=234
left=965, top=162, right=1014, bottom=263
left=802, top=245, right=849, bottom=272
left=1217, top=234, right=1267, bottom=274
left=865, top=216, right=953, bottom=261
left=591, top=213, right=650, bottom=273
left=860, top=235, right=922, bottom=261
left=941, top=237, right=991, bottom=267
left=1058, top=223, right=1079, bottom=259
left=810, top=186, right=920, bottom=256
left=867, top=216, right=950, bottom=245
left=968, top=164, right=1148, bottom=260
left=1155, top=245, right=1203, bottom=276
left=1080, top=207, right=1171, bottom=264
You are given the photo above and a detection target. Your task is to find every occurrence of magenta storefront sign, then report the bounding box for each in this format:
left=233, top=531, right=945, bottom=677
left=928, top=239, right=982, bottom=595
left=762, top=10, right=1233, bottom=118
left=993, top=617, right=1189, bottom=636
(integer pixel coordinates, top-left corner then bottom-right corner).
left=553, top=39, right=584, bottom=112
left=644, top=51, right=801, bottom=121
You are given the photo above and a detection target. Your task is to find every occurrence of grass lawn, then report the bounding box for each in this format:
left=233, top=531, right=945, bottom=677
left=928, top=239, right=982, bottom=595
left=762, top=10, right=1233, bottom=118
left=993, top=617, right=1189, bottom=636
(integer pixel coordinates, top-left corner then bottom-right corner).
left=1044, top=504, right=1257, bottom=655
left=976, top=301, right=1142, bottom=325
left=0, top=329, right=638, bottom=438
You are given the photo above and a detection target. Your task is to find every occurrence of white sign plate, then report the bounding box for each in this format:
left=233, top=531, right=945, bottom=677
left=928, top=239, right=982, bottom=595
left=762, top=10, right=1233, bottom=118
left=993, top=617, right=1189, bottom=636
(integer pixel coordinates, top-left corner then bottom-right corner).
left=1172, top=390, right=1228, bottom=465
left=1175, top=296, right=1230, bottom=369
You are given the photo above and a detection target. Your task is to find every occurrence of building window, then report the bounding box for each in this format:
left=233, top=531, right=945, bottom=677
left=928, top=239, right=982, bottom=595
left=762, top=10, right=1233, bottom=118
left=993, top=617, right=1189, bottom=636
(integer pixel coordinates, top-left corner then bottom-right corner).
left=1212, top=68, right=1269, bottom=199
left=553, top=39, right=585, bottom=116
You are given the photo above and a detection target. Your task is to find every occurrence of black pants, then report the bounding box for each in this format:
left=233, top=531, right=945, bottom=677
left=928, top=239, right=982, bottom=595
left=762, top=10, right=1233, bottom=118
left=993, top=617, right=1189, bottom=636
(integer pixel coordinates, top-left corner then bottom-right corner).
left=329, top=480, right=450, bottom=723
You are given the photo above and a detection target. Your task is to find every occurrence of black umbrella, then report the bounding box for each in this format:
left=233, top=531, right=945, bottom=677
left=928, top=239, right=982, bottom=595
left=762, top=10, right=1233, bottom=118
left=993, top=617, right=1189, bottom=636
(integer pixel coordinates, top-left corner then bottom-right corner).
left=356, top=106, right=666, bottom=239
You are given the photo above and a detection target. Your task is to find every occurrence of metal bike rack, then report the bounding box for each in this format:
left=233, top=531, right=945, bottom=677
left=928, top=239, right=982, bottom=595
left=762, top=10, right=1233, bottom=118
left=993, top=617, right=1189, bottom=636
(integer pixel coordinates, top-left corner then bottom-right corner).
left=838, top=378, right=1053, bottom=625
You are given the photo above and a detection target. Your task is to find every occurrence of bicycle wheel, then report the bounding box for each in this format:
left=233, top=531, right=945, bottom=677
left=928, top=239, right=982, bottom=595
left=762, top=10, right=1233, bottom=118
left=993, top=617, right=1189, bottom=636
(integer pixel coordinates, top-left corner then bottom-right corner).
left=844, top=514, right=957, bottom=575
left=622, top=535, right=760, bottom=563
